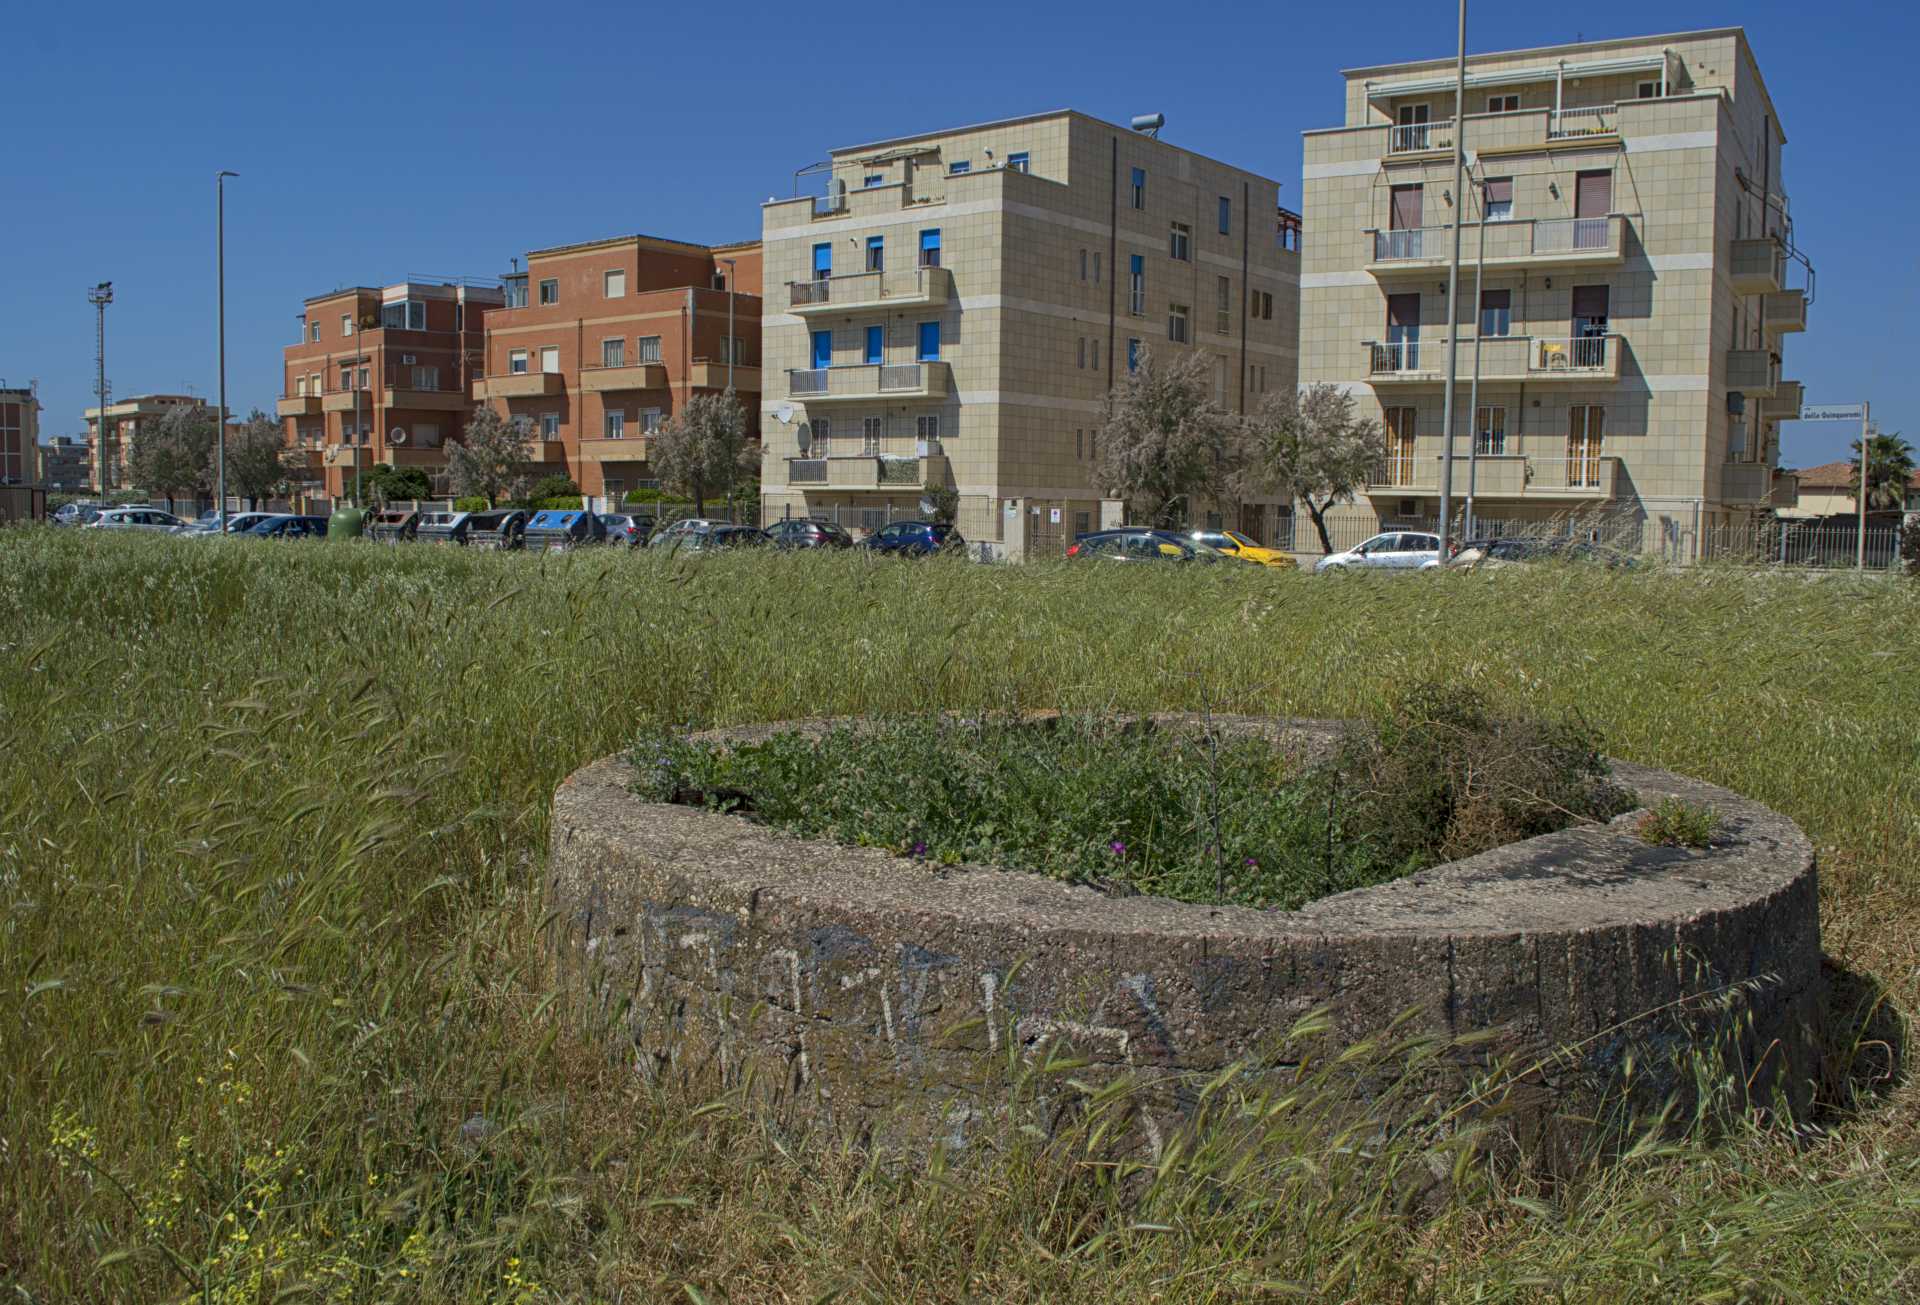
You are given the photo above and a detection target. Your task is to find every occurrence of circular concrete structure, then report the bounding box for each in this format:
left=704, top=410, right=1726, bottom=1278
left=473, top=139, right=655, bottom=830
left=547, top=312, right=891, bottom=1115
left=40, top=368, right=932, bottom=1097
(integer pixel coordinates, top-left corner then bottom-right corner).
left=549, top=717, right=1821, bottom=1151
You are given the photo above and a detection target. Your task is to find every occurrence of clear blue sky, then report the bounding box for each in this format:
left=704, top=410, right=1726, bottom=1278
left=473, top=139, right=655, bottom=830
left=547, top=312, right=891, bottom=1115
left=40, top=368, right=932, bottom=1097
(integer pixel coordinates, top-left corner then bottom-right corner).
left=4, top=0, right=1908, bottom=467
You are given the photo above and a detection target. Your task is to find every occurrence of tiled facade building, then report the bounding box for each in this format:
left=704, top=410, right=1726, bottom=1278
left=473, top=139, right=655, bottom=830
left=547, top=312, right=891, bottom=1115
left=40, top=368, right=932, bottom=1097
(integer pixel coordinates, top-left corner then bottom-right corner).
left=474, top=235, right=763, bottom=504
left=1299, top=27, right=1807, bottom=557
left=1, top=385, right=40, bottom=487
left=759, top=110, right=1301, bottom=557
left=279, top=280, right=504, bottom=499
left=82, top=394, right=208, bottom=494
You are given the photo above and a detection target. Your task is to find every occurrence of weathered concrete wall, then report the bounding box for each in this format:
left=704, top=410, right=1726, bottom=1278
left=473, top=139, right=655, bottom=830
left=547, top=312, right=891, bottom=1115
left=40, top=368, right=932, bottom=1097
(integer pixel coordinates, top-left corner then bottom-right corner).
left=548, top=717, right=1821, bottom=1153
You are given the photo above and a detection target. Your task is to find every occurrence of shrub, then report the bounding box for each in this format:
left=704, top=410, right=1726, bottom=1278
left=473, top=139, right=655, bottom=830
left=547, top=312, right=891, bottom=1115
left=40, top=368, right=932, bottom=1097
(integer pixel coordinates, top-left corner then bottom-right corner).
left=524, top=474, right=581, bottom=505
left=535, top=496, right=588, bottom=510
left=1901, top=517, right=1920, bottom=577
left=1637, top=797, right=1719, bottom=848
left=452, top=495, right=490, bottom=513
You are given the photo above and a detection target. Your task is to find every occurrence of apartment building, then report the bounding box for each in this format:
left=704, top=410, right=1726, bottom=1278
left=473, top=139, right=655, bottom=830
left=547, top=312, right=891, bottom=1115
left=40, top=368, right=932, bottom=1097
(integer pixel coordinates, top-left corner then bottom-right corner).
left=1, top=385, right=40, bottom=486
left=278, top=280, right=503, bottom=499
left=473, top=234, right=763, bottom=504
left=39, top=436, right=89, bottom=491
left=82, top=394, right=207, bottom=494
left=759, top=110, right=1300, bottom=556
left=1299, top=27, right=1807, bottom=557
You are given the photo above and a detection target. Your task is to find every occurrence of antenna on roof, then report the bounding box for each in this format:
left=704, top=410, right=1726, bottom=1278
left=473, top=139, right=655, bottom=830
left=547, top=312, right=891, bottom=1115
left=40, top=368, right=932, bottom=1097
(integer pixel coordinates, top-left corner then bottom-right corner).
left=1130, top=113, right=1165, bottom=138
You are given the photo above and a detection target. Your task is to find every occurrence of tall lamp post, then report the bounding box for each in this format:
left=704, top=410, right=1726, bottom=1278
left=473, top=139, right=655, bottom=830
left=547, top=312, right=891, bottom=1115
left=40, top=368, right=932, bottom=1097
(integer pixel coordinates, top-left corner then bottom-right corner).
left=1462, top=152, right=1490, bottom=542
left=88, top=282, right=113, bottom=496
left=1435, top=0, right=1469, bottom=560
left=721, top=256, right=737, bottom=517
left=216, top=170, right=238, bottom=530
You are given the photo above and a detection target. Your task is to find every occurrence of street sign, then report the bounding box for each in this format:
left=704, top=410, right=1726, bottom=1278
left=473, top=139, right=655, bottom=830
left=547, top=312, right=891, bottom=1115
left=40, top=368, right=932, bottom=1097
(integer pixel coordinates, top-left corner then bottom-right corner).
left=1800, top=404, right=1866, bottom=422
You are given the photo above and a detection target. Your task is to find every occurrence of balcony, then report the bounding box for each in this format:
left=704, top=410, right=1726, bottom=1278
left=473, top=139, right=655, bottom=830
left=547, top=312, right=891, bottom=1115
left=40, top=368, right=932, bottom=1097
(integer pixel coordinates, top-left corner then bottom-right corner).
left=324, top=443, right=371, bottom=466
left=1386, top=118, right=1454, bottom=155
left=384, top=386, right=466, bottom=412
left=580, top=363, right=667, bottom=393
left=277, top=395, right=321, bottom=418
left=1367, top=215, right=1626, bottom=276
left=523, top=439, right=569, bottom=464
left=1765, top=380, right=1804, bottom=421
left=1368, top=453, right=1619, bottom=499
left=320, top=389, right=370, bottom=414
left=1365, top=334, right=1621, bottom=386
left=1762, top=289, right=1807, bottom=335
left=787, top=266, right=954, bottom=315
left=1545, top=105, right=1618, bottom=141
left=1729, top=238, right=1786, bottom=295
left=286, top=447, right=324, bottom=470
left=784, top=453, right=938, bottom=490
left=380, top=446, right=448, bottom=468
left=786, top=360, right=952, bottom=403
left=1721, top=462, right=1774, bottom=504
left=578, top=436, right=652, bottom=463
left=474, top=372, right=565, bottom=400
left=1726, top=349, right=1781, bottom=396
left=687, top=361, right=762, bottom=391
left=787, top=458, right=827, bottom=484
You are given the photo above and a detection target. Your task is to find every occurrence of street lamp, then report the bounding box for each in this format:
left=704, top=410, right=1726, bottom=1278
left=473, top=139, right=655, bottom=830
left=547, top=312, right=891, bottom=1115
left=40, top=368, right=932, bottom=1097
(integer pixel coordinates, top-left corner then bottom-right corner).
left=216, top=170, right=238, bottom=531
left=1435, top=0, right=1469, bottom=559
left=88, top=282, right=113, bottom=496
left=721, top=256, right=737, bottom=517
left=1462, top=151, right=1490, bottom=542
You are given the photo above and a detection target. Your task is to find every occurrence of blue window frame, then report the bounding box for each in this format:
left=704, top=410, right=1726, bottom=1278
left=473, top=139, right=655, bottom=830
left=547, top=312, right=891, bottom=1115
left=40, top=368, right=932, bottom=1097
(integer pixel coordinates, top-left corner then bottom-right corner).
left=917, top=321, right=941, bottom=362
left=1008, top=151, right=1030, bottom=173
left=1130, top=167, right=1145, bottom=209
left=812, top=243, right=831, bottom=280
left=865, top=235, right=884, bottom=272
left=1218, top=195, right=1231, bottom=234
left=811, top=330, right=832, bottom=371
left=864, top=325, right=884, bottom=365
left=1128, top=254, right=1145, bottom=314
left=864, top=174, right=884, bottom=188
left=1127, top=338, right=1141, bottom=372
left=948, top=160, right=971, bottom=175
left=919, top=228, right=941, bottom=268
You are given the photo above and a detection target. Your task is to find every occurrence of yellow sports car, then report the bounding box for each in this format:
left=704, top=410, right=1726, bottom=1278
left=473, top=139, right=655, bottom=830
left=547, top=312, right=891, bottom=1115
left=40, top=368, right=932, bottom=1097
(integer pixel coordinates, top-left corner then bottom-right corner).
left=1187, top=530, right=1299, bottom=569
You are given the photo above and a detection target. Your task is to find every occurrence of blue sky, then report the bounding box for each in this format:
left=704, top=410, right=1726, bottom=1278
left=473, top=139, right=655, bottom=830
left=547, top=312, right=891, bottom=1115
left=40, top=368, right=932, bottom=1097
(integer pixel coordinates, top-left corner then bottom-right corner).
left=3, top=0, right=1907, bottom=466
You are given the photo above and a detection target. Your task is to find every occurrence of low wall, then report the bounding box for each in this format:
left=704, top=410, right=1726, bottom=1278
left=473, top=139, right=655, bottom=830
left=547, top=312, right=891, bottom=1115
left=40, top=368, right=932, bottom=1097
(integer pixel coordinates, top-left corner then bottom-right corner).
left=548, top=717, right=1821, bottom=1153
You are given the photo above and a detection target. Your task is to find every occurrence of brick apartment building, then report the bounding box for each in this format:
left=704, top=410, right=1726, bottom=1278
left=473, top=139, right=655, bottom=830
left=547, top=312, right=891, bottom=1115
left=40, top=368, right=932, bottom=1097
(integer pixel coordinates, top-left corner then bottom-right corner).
left=82, top=393, right=207, bottom=494
left=758, top=110, right=1301, bottom=556
left=1298, top=27, right=1809, bottom=558
left=278, top=280, right=504, bottom=499
left=1, top=385, right=40, bottom=487
left=39, top=436, right=89, bottom=491
left=472, top=234, right=762, bottom=505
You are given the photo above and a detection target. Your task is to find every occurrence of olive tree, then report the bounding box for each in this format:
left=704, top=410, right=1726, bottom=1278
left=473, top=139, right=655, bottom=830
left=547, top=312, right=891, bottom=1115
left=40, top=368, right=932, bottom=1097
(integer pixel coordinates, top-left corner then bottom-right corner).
left=652, top=392, right=752, bottom=515
left=224, top=409, right=290, bottom=508
left=128, top=403, right=216, bottom=507
left=447, top=407, right=527, bottom=508
left=1242, top=383, right=1382, bottom=555
left=1094, top=346, right=1247, bottom=528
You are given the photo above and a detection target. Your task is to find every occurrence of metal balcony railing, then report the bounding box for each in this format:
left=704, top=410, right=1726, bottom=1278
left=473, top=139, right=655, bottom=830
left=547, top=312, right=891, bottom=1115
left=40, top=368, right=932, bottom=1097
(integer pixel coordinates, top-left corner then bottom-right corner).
left=1387, top=118, right=1453, bottom=153
left=1529, top=335, right=1613, bottom=374
left=1530, top=217, right=1612, bottom=253
left=789, top=458, right=827, bottom=483
left=1371, top=215, right=1617, bottom=262
left=1547, top=105, right=1616, bottom=139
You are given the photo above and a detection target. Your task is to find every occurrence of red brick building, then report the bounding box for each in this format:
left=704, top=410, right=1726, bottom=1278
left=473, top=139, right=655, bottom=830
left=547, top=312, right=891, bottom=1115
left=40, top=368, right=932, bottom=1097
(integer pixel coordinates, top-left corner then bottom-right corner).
left=278, top=280, right=503, bottom=499
left=475, top=234, right=762, bottom=503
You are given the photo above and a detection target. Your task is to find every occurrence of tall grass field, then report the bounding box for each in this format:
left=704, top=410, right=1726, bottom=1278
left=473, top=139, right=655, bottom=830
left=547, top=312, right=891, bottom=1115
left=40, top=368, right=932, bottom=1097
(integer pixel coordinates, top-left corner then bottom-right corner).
left=2, top=532, right=1916, bottom=1301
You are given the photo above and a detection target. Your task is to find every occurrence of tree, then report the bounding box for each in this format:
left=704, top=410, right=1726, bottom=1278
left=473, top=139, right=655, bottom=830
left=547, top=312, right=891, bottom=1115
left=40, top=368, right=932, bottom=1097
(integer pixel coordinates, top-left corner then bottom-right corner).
left=363, top=464, right=432, bottom=504
left=520, top=474, right=581, bottom=507
left=923, top=477, right=958, bottom=525
left=1242, top=383, right=1383, bottom=555
left=128, top=403, right=215, bottom=505
left=447, top=407, right=526, bottom=508
left=225, top=409, right=290, bottom=508
left=1849, top=431, right=1916, bottom=515
left=1094, top=347, right=1246, bottom=528
left=652, top=392, right=751, bottom=515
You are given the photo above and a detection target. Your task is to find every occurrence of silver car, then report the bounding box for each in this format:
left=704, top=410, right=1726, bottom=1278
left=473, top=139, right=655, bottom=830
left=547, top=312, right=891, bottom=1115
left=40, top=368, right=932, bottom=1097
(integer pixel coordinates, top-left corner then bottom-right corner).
left=87, top=507, right=188, bottom=533
left=1315, top=530, right=1443, bottom=572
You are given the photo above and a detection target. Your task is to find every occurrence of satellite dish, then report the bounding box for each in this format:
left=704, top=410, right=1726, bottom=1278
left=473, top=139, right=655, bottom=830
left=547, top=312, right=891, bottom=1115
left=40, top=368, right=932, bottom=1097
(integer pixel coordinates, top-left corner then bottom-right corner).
left=796, top=423, right=812, bottom=455
left=388, top=426, right=408, bottom=444
left=773, top=403, right=796, bottom=424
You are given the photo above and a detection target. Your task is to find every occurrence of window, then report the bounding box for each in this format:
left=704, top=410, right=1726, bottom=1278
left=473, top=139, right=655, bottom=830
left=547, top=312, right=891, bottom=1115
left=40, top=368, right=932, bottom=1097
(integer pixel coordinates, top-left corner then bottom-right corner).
left=1091, top=339, right=1100, bottom=371
left=1128, top=254, right=1144, bottom=315
left=538, top=278, right=558, bottom=305
left=812, top=416, right=830, bottom=450
left=309, top=320, right=321, bottom=342
left=504, top=275, right=528, bottom=308
left=1089, top=430, right=1097, bottom=459
left=1216, top=275, right=1232, bottom=334
left=917, top=321, right=941, bottom=361
left=454, top=303, right=464, bottom=332
left=1007, top=152, right=1030, bottom=173
left=1076, top=429, right=1083, bottom=459
left=866, top=235, right=884, bottom=272
left=411, top=365, right=439, bottom=391
left=862, top=416, right=882, bottom=454
left=540, top=412, right=560, bottom=440
left=357, top=367, right=369, bottom=390
left=1170, top=222, right=1191, bottom=261
left=1479, top=289, right=1512, bottom=337
left=810, top=330, right=832, bottom=371
left=1168, top=304, right=1189, bottom=343
left=1079, top=249, right=1087, bottom=281
left=1474, top=405, right=1507, bottom=455
left=509, top=349, right=529, bottom=375
left=1637, top=81, right=1662, bottom=99
left=309, top=372, right=321, bottom=393
left=293, top=376, right=307, bottom=397
left=1130, top=166, right=1145, bottom=209
left=1077, top=337, right=1086, bottom=368
left=864, top=325, right=884, bottom=366
left=341, top=314, right=353, bottom=336
left=812, top=242, right=831, bottom=280
left=718, top=336, right=744, bottom=364
left=382, top=300, right=426, bottom=331
left=539, top=346, right=559, bottom=374
left=1092, top=252, right=1101, bottom=284
left=1567, top=405, right=1605, bottom=487
left=640, top=408, right=663, bottom=433
left=916, top=415, right=940, bottom=444
left=602, top=338, right=625, bottom=368
left=415, top=422, right=439, bottom=447
left=605, top=409, right=625, bottom=438
left=1218, top=195, right=1231, bottom=235
left=919, top=228, right=941, bottom=268
left=1127, top=338, right=1141, bottom=372
left=863, top=174, right=884, bottom=188
left=1262, top=291, right=1274, bottom=320
left=604, top=270, right=626, bottom=298
left=1483, top=176, right=1513, bottom=222
left=1487, top=94, right=1519, bottom=113
left=948, top=159, right=971, bottom=175
left=633, top=335, right=662, bottom=366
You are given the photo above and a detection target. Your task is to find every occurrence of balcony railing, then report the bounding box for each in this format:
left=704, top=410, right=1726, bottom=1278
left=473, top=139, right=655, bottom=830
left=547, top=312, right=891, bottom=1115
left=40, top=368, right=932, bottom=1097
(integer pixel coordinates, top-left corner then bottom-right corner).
left=1370, top=215, right=1623, bottom=267
left=786, top=361, right=949, bottom=401
left=787, top=266, right=951, bottom=312
left=1366, top=333, right=1620, bottom=382
left=1369, top=453, right=1619, bottom=497
left=789, top=458, right=827, bottom=483
left=1531, top=216, right=1612, bottom=253
left=1528, top=334, right=1615, bottom=375
left=813, top=193, right=847, bottom=217
left=1547, top=105, right=1617, bottom=139
left=1387, top=118, right=1453, bottom=154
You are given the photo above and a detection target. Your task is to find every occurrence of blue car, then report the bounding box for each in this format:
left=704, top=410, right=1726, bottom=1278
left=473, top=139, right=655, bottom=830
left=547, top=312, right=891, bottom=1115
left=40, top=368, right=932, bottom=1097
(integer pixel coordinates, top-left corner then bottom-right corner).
left=862, top=520, right=965, bottom=557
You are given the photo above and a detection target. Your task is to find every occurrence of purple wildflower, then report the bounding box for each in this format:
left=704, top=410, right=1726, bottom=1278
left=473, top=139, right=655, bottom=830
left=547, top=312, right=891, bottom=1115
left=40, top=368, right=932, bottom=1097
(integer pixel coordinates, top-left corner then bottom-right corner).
left=1109, top=840, right=1127, bottom=856
left=910, top=841, right=928, bottom=858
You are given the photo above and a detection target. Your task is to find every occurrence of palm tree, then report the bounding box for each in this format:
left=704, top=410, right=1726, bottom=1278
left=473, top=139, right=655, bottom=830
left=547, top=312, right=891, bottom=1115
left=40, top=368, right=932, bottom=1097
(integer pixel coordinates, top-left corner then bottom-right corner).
left=1849, top=431, right=1916, bottom=514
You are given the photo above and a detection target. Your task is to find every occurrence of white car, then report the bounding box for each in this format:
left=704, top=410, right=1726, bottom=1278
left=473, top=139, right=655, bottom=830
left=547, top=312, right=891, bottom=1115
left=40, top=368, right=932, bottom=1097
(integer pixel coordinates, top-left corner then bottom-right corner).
left=1315, top=530, right=1443, bottom=572
left=86, top=507, right=188, bottom=533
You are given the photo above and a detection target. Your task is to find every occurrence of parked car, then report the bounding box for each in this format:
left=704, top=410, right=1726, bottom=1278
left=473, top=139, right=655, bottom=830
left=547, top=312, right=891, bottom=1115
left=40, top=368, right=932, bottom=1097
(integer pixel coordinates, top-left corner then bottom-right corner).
left=52, top=502, right=104, bottom=526
left=523, top=508, right=608, bottom=553
left=242, top=514, right=330, bottom=540
left=1067, top=528, right=1240, bottom=563
left=1315, top=531, right=1443, bottom=572
left=646, top=518, right=722, bottom=549
left=176, top=511, right=275, bottom=536
left=1450, top=536, right=1635, bottom=570
left=766, top=518, right=855, bottom=551
left=658, top=524, right=770, bottom=554
left=862, top=520, right=965, bottom=557
left=1186, top=529, right=1298, bottom=569
left=598, top=513, right=650, bottom=548
left=465, top=509, right=528, bottom=550
left=368, top=507, right=420, bottom=544
left=86, top=508, right=187, bottom=533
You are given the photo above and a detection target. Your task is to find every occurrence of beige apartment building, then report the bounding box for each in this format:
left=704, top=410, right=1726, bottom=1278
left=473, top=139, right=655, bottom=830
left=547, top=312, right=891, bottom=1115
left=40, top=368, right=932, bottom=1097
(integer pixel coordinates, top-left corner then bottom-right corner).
left=760, top=110, right=1301, bottom=556
left=1299, top=27, right=1807, bottom=557
left=82, top=394, right=209, bottom=494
